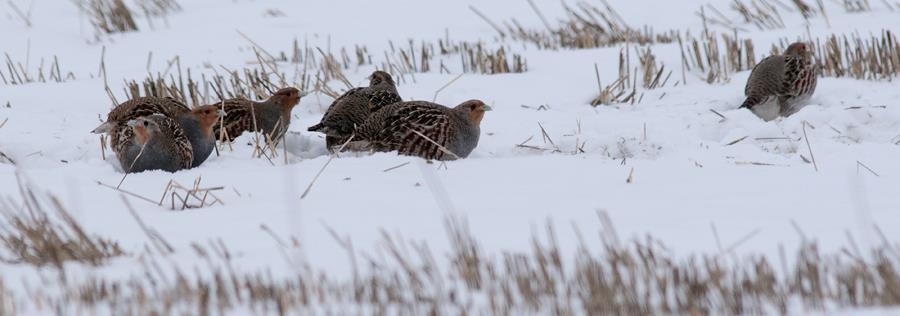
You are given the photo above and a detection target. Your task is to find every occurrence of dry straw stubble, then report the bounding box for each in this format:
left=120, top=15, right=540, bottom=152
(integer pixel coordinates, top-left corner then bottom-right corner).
left=0, top=200, right=898, bottom=314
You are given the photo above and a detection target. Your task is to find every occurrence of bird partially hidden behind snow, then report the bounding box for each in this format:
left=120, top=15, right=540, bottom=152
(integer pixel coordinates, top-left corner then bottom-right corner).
left=114, top=115, right=193, bottom=173
left=307, top=71, right=403, bottom=152
left=740, top=42, right=818, bottom=120
left=212, top=87, right=302, bottom=142
left=353, top=100, right=491, bottom=161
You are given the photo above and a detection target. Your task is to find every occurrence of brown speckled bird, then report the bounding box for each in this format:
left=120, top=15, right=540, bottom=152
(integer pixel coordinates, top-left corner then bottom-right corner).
left=92, top=97, right=190, bottom=134
left=212, top=87, right=302, bottom=141
left=97, top=97, right=222, bottom=168
left=114, top=115, right=193, bottom=173
left=740, top=42, right=818, bottom=118
left=354, top=100, right=491, bottom=161
left=307, top=71, right=403, bottom=151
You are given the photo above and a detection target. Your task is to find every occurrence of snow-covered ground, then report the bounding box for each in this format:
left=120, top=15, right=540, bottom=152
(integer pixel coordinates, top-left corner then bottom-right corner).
left=1, top=0, right=899, bottom=313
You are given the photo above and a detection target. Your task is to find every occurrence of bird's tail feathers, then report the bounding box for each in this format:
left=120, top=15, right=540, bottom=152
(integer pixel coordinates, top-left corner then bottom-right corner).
left=91, top=121, right=114, bottom=134
left=307, top=123, right=324, bottom=132
left=739, top=96, right=761, bottom=109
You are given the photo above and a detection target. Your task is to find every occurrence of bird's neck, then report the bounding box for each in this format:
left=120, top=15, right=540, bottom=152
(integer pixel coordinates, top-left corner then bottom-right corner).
left=133, top=128, right=152, bottom=146
left=280, top=106, right=294, bottom=123
left=468, top=111, right=484, bottom=127
left=178, top=115, right=214, bottom=141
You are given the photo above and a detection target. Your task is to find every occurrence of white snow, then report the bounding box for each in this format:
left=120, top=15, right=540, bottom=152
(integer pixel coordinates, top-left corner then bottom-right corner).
left=1, top=0, right=899, bottom=313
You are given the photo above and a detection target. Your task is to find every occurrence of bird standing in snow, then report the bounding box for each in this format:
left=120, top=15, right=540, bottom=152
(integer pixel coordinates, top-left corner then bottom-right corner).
left=354, top=99, right=490, bottom=161
left=114, top=115, right=193, bottom=173
left=212, top=87, right=302, bottom=142
left=740, top=42, right=818, bottom=120
left=307, top=71, right=403, bottom=151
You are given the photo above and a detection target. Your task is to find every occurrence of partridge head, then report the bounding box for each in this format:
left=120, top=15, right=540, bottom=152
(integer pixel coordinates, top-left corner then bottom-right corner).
left=189, top=105, right=224, bottom=136
left=368, top=71, right=396, bottom=87
left=128, top=117, right=161, bottom=145
left=269, top=87, right=302, bottom=111
left=455, top=99, right=492, bottom=127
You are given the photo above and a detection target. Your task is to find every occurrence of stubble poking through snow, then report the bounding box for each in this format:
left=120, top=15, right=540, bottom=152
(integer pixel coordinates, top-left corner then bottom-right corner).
left=1, top=0, right=899, bottom=313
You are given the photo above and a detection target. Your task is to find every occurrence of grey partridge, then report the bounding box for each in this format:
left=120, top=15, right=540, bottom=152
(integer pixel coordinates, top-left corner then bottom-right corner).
left=741, top=42, right=818, bottom=119
left=307, top=71, right=403, bottom=151
left=114, top=115, right=193, bottom=173
left=96, top=97, right=222, bottom=168
left=177, top=105, right=223, bottom=168
left=355, top=100, right=490, bottom=161
left=212, top=87, right=302, bottom=142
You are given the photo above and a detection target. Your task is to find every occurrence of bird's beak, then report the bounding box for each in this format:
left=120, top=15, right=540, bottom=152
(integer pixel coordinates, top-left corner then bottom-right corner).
left=126, top=119, right=137, bottom=127
left=483, top=104, right=493, bottom=111
left=217, top=109, right=226, bottom=117
left=91, top=121, right=113, bottom=134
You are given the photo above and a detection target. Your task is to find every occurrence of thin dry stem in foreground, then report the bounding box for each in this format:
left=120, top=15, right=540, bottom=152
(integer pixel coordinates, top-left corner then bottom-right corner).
left=0, top=179, right=124, bottom=268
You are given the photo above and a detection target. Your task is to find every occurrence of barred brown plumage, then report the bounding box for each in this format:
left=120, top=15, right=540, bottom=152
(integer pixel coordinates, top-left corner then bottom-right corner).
left=740, top=42, right=817, bottom=119
left=91, top=96, right=190, bottom=134
left=114, top=115, right=193, bottom=173
left=355, top=99, right=490, bottom=161
left=307, top=71, right=403, bottom=152
left=95, top=96, right=222, bottom=168
left=212, top=87, right=302, bottom=142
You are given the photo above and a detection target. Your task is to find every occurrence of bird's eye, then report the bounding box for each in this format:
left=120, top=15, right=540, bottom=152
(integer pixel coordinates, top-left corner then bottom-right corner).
left=205, top=110, right=211, bottom=114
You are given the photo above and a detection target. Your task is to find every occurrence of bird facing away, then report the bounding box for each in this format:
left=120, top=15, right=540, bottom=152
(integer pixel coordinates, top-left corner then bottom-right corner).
left=307, top=71, right=403, bottom=151
left=354, top=100, right=491, bottom=161
left=212, top=87, right=302, bottom=142
left=177, top=105, right=223, bottom=168
left=91, top=97, right=190, bottom=134
left=114, top=115, right=193, bottom=173
left=740, top=42, right=818, bottom=119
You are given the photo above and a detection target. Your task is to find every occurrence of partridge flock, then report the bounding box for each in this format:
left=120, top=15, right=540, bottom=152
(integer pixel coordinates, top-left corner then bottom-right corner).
left=92, top=72, right=483, bottom=173
left=94, top=42, right=817, bottom=173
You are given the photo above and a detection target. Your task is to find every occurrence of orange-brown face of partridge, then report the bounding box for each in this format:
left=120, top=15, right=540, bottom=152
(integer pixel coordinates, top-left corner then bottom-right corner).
left=271, top=87, right=301, bottom=109
left=129, top=118, right=158, bottom=145
left=192, top=105, right=223, bottom=137
left=458, top=100, right=491, bottom=126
